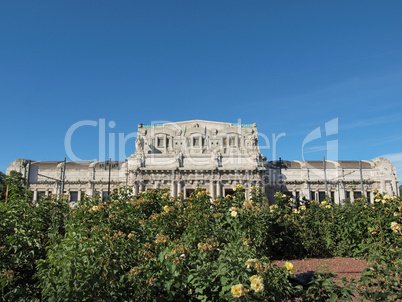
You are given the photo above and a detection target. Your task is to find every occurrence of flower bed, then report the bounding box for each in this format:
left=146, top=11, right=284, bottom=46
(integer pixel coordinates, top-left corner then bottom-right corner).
left=1, top=183, right=401, bottom=301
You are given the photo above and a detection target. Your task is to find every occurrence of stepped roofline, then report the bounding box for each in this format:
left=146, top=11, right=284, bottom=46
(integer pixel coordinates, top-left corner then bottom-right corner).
left=138, top=120, right=256, bottom=129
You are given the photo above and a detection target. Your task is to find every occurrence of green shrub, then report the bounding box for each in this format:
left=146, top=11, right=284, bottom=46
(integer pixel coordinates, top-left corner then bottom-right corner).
left=1, top=186, right=401, bottom=301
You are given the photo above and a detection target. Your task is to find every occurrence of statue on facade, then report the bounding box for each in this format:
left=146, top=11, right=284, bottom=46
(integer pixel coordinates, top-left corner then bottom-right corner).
left=249, top=134, right=257, bottom=147
left=255, top=154, right=261, bottom=166
left=135, top=137, right=143, bottom=152
left=177, top=151, right=184, bottom=167
left=215, top=150, right=222, bottom=168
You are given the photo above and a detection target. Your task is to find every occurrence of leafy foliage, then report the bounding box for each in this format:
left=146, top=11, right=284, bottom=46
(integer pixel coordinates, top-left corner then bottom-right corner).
left=3, top=171, right=32, bottom=202
left=1, top=185, right=401, bottom=301
left=0, top=172, right=6, bottom=201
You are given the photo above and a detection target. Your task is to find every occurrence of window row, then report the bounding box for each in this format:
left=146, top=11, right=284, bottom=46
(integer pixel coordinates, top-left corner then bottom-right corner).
left=154, top=136, right=240, bottom=148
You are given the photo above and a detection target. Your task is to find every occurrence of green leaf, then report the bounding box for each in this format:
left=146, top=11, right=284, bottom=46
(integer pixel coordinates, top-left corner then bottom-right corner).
left=329, top=293, right=338, bottom=302
left=195, top=288, right=203, bottom=294
left=187, top=274, right=194, bottom=282
left=220, top=276, right=229, bottom=285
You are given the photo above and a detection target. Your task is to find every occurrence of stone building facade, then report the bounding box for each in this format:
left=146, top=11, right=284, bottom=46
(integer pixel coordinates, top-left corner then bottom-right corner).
left=276, top=157, right=399, bottom=204
left=6, top=120, right=400, bottom=203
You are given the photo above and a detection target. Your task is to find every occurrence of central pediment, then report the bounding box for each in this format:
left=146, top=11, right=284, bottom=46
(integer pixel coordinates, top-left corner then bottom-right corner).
left=130, top=120, right=263, bottom=170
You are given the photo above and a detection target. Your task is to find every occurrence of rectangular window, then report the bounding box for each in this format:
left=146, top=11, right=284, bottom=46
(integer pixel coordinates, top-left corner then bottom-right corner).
left=354, top=191, right=362, bottom=199
left=157, top=137, right=163, bottom=148
left=224, top=189, right=235, bottom=196
left=331, top=191, right=335, bottom=203
left=166, top=138, right=170, bottom=148
left=102, top=191, right=109, bottom=201
left=367, top=191, right=371, bottom=203
left=229, top=136, right=236, bottom=146
left=38, top=191, right=46, bottom=200
left=318, top=191, right=326, bottom=202
left=193, top=137, right=200, bottom=147
left=186, top=188, right=195, bottom=197
left=70, top=191, right=78, bottom=202
left=296, top=191, right=300, bottom=202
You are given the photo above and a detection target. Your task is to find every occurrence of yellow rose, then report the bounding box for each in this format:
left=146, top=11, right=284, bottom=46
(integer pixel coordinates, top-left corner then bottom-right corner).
left=250, top=275, right=258, bottom=282
left=245, top=259, right=260, bottom=268
left=284, top=261, right=294, bottom=273
left=231, top=284, right=245, bottom=298
left=391, top=222, right=402, bottom=233
left=250, top=277, right=264, bottom=293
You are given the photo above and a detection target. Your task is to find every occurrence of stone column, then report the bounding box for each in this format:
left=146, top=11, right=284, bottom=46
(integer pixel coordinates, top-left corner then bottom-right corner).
left=125, top=172, right=130, bottom=186
left=171, top=181, right=176, bottom=198
left=178, top=181, right=182, bottom=196
left=78, top=191, right=82, bottom=202
left=170, top=179, right=176, bottom=197
left=334, top=189, right=339, bottom=205
left=209, top=180, right=214, bottom=197
left=134, top=182, right=139, bottom=195
left=303, top=182, right=310, bottom=200
left=33, top=190, right=38, bottom=202
left=170, top=171, right=175, bottom=197
left=339, top=182, right=346, bottom=202
left=380, top=180, right=386, bottom=194
left=217, top=181, right=221, bottom=197
left=393, top=180, right=398, bottom=196
left=246, top=170, right=251, bottom=200
left=385, top=182, right=393, bottom=196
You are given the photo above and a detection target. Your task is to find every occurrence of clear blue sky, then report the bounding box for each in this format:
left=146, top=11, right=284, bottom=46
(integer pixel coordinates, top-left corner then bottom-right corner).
left=1, top=1, right=402, bottom=177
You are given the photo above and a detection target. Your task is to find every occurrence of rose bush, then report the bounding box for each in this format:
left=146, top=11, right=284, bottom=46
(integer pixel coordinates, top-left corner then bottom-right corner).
left=1, top=184, right=401, bottom=301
